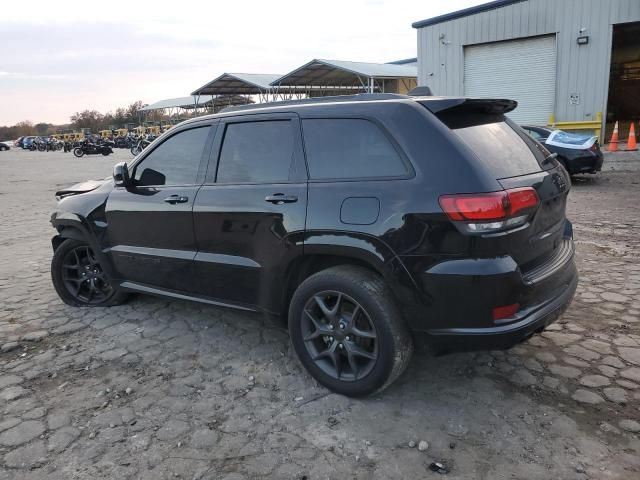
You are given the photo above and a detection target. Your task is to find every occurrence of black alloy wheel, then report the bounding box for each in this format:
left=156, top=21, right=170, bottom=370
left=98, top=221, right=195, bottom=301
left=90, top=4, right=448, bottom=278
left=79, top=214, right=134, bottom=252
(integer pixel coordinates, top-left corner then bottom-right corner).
left=301, top=291, right=378, bottom=382
left=61, top=245, right=112, bottom=304
left=289, top=265, right=413, bottom=397
left=51, top=239, right=128, bottom=307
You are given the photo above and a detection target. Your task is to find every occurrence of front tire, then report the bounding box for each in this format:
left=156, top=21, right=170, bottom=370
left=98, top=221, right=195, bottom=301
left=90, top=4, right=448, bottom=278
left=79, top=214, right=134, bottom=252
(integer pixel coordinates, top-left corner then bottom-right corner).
left=289, top=266, right=413, bottom=397
left=73, top=148, right=84, bottom=157
left=51, top=239, right=128, bottom=307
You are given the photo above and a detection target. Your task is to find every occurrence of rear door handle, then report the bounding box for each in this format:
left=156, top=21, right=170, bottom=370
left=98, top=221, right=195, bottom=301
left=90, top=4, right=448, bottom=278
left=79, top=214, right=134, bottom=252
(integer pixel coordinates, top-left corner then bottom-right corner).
left=164, top=194, right=189, bottom=204
left=265, top=193, right=298, bottom=204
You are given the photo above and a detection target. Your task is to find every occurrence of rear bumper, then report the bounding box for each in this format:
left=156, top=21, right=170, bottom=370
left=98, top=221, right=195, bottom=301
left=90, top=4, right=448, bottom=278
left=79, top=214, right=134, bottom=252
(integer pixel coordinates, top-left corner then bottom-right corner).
left=404, top=222, right=578, bottom=354
left=424, top=265, right=577, bottom=353
left=567, top=151, right=603, bottom=174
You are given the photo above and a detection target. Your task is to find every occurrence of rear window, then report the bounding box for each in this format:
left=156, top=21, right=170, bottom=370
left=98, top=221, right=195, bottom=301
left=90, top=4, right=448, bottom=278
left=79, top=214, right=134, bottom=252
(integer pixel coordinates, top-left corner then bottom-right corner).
left=439, top=111, right=548, bottom=179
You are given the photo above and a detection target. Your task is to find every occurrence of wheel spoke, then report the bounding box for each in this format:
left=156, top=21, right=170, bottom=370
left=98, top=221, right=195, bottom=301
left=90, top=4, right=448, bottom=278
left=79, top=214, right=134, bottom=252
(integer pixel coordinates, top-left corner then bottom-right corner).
left=350, top=325, right=377, bottom=339
left=303, top=310, right=333, bottom=341
left=346, top=342, right=376, bottom=360
left=62, top=263, right=81, bottom=271
left=345, top=349, right=359, bottom=379
left=314, top=293, right=342, bottom=319
left=313, top=342, right=341, bottom=378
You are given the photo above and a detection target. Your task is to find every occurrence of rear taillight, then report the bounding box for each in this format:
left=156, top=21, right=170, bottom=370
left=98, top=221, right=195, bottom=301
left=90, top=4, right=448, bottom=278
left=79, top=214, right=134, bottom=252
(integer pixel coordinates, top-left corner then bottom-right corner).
left=439, top=187, right=539, bottom=234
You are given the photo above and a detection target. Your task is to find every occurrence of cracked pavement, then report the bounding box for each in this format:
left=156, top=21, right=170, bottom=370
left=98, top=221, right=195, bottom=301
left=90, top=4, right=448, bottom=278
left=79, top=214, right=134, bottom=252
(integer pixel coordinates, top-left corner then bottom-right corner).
left=1, top=149, right=639, bottom=479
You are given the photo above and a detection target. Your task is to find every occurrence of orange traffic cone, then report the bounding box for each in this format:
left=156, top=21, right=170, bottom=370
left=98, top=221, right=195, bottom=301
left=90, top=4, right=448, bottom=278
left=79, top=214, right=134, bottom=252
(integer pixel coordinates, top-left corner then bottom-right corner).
left=627, top=122, right=637, bottom=151
left=608, top=121, right=619, bottom=152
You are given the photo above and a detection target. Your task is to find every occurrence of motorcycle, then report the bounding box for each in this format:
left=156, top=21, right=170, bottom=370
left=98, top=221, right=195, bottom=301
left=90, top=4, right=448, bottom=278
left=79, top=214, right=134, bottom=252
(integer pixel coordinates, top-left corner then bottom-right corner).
left=115, top=135, right=135, bottom=149
left=73, top=139, right=114, bottom=157
left=130, top=134, right=156, bottom=156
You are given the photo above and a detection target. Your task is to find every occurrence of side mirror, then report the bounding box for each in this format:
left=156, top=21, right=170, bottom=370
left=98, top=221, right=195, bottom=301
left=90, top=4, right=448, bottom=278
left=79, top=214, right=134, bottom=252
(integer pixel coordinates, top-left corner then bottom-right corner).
left=113, top=162, right=130, bottom=187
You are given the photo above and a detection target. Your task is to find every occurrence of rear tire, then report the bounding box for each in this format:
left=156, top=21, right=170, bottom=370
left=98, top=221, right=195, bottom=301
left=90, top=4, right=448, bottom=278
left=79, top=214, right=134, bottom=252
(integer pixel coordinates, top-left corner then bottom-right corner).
left=51, top=239, right=128, bottom=307
left=289, top=265, right=413, bottom=397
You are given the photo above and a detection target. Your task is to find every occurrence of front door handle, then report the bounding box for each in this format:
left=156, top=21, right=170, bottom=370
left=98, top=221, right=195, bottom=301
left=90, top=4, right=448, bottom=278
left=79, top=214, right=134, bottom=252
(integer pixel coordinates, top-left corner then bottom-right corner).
left=265, top=193, right=298, bottom=204
left=164, top=194, right=189, bottom=204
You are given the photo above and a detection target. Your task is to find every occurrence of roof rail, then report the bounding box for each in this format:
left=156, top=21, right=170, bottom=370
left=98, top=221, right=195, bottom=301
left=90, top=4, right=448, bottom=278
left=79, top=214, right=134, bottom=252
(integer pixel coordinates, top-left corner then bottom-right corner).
left=220, top=93, right=409, bottom=113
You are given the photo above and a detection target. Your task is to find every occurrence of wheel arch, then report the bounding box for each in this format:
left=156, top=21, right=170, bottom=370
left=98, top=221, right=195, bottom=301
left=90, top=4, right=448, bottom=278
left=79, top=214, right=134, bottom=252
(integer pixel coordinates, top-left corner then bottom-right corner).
left=279, top=237, right=420, bottom=327
left=51, top=212, right=116, bottom=277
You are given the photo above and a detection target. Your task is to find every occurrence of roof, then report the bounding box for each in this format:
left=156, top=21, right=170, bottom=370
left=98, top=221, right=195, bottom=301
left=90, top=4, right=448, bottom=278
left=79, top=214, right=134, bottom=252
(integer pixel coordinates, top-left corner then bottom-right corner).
left=412, top=0, right=527, bottom=29
left=272, top=59, right=417, bottom=87
left=386, top=57, right=418, bottom=65
left=191, top=73, right=282, bottom=96
left=138, top=96, right=213, bottom=111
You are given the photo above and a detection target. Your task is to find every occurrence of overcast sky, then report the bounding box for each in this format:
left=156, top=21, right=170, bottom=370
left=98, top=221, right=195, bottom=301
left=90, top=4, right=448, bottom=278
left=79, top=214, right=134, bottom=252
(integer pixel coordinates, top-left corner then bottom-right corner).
left=0, top=0, right=486, bottom=125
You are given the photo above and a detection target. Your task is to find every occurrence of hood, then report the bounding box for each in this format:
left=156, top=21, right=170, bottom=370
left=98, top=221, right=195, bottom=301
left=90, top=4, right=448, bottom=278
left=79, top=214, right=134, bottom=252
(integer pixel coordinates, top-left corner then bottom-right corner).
left=55, top=178, right=109, bottom=200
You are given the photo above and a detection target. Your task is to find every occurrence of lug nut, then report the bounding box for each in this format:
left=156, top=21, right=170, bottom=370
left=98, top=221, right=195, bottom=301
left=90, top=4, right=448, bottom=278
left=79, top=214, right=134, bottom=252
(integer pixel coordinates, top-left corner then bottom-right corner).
left=338, top=344, right=344, bottom=349
left=345, top=336, right=351, bottom=341
left=339, top=324, right=345, bottom=330
left=329, top=336, right=333, bottom=342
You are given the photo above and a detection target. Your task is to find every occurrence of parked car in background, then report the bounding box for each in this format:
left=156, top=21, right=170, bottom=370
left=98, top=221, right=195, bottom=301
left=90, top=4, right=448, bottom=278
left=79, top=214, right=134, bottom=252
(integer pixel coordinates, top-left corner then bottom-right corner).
left=0, top=141, right=10, bottom=151
left=14, top=137, right=25, bottom=148
left=21, top=136, right=37, bottom=149
left=50, top=94, right=577, bottom=397
left=521, top=126, right=603, bottom=176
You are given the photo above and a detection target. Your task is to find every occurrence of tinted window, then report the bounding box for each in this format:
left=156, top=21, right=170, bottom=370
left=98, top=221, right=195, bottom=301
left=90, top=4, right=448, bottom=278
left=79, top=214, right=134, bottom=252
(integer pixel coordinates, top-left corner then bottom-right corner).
left=134, top=127, right=209, bottom=186
left=450, top=120, right=546, bottom=179
left=302, top=119, right=407, bottom=180
left=217, top=121, right=294, bottom=183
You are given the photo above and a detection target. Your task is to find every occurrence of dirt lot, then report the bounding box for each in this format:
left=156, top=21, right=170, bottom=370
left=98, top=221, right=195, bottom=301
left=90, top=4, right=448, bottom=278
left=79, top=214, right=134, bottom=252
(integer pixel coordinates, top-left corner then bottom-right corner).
left=1, top=148, right=639, bottom=479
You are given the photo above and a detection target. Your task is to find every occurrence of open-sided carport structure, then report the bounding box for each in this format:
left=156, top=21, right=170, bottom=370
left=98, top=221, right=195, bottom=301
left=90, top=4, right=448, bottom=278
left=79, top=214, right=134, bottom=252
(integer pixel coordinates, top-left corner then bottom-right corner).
left=138, top=96, right=213, bottom=120
left=191, top=73, right=284, bottom=103
left=138, top=95, right=253, bottom=122
left=270, top=59, right=418, bottom=97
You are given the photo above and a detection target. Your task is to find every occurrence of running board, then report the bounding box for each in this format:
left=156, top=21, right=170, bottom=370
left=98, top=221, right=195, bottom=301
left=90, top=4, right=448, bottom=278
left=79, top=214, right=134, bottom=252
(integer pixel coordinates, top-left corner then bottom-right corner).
left=119, top=281, right=257, bottom=312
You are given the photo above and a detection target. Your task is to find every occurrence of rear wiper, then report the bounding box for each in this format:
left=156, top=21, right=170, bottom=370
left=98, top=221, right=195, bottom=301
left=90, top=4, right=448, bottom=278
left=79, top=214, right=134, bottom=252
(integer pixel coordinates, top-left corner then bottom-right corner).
left=542, top=152, right=558, bottom=165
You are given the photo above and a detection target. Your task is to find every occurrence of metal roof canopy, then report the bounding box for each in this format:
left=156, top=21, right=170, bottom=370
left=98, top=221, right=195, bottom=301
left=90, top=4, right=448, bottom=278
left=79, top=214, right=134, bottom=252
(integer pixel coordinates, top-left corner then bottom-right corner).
left=191, top=73, right=282, bottom=96
left=271, top=59, right=417, bottom=89
left=138, top=96, right=214, bottom=111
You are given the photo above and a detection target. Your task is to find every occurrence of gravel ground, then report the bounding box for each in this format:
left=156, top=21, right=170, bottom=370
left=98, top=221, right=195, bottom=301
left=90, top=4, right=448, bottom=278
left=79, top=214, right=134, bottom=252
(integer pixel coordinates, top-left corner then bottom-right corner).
left=0, top=148, right=639, bottom=479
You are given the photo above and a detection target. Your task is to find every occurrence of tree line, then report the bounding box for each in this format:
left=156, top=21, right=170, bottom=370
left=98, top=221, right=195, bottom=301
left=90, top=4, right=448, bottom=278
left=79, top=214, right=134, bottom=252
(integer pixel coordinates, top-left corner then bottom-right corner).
left=0, top=101, right=147, bottom=140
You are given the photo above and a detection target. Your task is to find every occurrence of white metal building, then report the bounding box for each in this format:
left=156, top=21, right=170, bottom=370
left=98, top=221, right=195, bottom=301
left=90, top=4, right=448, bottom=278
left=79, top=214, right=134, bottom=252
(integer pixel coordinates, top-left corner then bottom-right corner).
left=413, top=0, right=640, bottom=137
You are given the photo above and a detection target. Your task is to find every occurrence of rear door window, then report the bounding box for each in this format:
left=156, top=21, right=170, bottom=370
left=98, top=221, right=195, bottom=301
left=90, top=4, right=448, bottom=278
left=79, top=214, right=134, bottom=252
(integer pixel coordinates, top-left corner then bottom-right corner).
left=302, top=118, right=408, bottom=180
left=216, top=120, right=295, bottom=183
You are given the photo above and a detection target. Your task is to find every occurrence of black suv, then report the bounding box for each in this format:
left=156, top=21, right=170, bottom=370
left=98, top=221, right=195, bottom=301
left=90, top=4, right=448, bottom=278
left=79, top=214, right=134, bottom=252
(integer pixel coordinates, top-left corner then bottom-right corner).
left=50, top=94, right=578, bottom=396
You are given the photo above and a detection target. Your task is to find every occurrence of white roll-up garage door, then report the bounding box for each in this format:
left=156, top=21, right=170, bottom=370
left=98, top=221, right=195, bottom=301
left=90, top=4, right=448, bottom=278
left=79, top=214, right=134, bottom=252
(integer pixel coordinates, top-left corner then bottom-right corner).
left=464, top=35, right=556, bottom=125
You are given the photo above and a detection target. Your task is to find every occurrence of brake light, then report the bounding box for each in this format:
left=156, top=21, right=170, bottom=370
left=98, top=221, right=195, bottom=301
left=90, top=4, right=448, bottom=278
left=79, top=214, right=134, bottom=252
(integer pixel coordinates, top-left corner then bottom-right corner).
left=439, top=187, right=539, bottom=233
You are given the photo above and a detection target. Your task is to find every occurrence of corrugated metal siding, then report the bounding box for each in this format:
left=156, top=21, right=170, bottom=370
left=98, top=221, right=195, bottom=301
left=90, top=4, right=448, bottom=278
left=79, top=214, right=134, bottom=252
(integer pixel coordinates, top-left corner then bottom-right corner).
left=464, top=35, right=556, bottom=124
left=416, top=0, right=640, bottom=123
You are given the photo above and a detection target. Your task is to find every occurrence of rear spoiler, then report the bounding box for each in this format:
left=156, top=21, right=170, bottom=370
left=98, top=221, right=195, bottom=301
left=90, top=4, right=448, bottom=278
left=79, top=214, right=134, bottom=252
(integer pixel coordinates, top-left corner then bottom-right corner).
left=419, top=98, right=517, bottom=115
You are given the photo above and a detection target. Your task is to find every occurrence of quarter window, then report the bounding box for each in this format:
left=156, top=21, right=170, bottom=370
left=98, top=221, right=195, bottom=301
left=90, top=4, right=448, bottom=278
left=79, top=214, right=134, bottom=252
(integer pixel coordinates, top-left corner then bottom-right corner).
left=134, top=127, right=209, bottom=186
left=216, top=121, right=295, bottom=183
left=302, top=119, right=407, bottom=180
